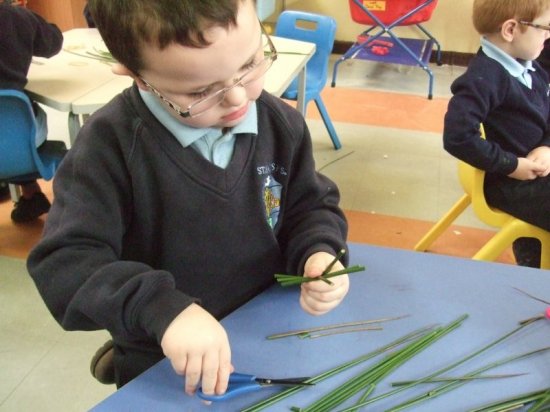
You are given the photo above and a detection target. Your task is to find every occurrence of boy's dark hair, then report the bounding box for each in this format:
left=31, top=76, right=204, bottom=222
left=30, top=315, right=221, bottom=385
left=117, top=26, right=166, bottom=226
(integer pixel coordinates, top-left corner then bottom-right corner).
left=88, top=0, right=249, bottom=74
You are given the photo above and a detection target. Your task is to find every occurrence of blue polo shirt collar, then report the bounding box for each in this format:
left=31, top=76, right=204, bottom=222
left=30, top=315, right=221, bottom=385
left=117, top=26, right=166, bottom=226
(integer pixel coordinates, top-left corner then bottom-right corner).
left=138, top=88, right=258, bottom=148
left=481, top=37, right=535, bottom=86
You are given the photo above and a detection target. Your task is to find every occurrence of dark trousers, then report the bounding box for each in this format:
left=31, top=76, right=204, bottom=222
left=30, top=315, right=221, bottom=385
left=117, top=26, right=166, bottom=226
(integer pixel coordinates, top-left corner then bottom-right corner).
left=485, top=174, right=550, bottom=231
left=485, top=174, right=549, bottom=267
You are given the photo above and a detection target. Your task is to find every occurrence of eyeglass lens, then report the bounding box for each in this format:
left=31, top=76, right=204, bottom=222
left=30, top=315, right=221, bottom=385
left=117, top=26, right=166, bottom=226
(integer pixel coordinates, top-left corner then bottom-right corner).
left=188, top=57, right=274, bottom=116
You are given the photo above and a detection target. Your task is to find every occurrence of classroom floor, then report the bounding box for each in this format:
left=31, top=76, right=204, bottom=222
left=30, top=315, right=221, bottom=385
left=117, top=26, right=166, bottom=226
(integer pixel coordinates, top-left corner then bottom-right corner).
left=0, top=56, right=517, bottom=411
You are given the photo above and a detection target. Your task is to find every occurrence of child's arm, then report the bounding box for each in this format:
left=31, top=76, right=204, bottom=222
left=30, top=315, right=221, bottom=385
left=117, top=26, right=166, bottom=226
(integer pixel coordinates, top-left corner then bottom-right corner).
left=161, top=303, right=233, bottom=397
left=299, top=252, right=350, bottom=315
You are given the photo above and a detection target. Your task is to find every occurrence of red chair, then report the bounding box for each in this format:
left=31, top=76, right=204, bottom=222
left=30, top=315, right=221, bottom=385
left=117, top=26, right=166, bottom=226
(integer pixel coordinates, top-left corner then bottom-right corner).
left=332, top=0, right=442, bottom=99
left=349, top=0, right=438, bottom=26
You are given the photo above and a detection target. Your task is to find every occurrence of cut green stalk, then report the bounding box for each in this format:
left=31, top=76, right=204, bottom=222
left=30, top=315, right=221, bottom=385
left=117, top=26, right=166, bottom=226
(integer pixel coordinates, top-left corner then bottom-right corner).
left=275, top=265, right=365, bottom=287
left=469, top=388, right=550, bottom=412
left=528, top=390, right=550, bottom=412
left=385, top=347, right=550, bottom=412
left=519, top=314, right=546, bottom=325
left=266, top=315, right=408, bottom=340
left=307, top=326, right=382, bottom=339
left=336, top=316, right=544, bottom=412
left=512, top=286, right=550, bottom=305
left=241, top=324, right=437, bottom=412
left=392, top=372, right=527, bottom=386
left=323, top=249, right=346, bottom=276
left=293, top=315, right=468, bottom=412
left=63, top=48, right=116, bottom=64
left=355, top=384, right=376, bottom=408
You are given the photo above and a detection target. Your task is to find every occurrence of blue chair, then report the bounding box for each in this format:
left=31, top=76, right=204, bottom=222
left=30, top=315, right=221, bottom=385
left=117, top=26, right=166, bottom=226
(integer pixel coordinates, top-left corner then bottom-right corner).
left=0, top=89, right=67, bottom=201
left=275, top=11, right=342, bottom=150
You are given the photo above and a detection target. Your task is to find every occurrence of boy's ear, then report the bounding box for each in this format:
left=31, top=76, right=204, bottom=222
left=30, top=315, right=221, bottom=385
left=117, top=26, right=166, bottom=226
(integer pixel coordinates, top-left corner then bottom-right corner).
left=111, top=63, right=148, bottom=90
left=501, top=18, right=518, bottom=42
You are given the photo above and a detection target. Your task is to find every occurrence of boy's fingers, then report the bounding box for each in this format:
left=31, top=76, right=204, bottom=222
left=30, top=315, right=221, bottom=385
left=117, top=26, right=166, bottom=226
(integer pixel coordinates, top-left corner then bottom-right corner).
left=216, top=346, right=232, bottom=394
left=184, top=356, right=202, bottom=395
left=300, top=294, right=333, bottom=315
left=199, top=352, right=219, bottom=396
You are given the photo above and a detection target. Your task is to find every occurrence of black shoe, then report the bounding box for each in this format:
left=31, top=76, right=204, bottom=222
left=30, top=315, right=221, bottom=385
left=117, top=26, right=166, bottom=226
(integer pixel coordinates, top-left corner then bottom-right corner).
left=90, top=340, right=115, bottom=385
left=0, top=182, right=9, bottom=202
left=512, top=237, right=541, bottom=268
left=10, top=192, right=51, bottom=223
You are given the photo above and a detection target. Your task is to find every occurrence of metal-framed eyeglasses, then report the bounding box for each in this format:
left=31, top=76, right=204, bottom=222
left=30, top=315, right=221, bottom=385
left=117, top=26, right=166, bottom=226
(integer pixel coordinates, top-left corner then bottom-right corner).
left=140, top=23, right=278, bottom=118
left=519, top=21, right=550, bottom=32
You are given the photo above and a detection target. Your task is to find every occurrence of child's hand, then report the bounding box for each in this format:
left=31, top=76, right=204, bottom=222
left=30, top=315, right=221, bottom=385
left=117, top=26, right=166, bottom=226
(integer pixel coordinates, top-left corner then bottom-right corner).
left=508, top=157, right=547, bottom=180
left=160, top=303, right=232, bottom=398
left=300, top=251, right=350, bottom=316
left=527, top=146, right=550, bottom=177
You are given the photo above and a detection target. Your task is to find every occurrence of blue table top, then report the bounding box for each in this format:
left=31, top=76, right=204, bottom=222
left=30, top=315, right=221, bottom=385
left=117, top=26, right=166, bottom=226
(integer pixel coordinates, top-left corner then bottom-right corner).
left=90, top=244, right=550, bottom=411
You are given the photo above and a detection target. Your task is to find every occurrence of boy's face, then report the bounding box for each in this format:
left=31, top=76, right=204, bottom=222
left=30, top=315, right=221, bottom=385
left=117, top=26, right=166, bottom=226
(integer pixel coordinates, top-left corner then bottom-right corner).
left=134, top=0, right=267, bottom=129
left=511, top=7, right=550, bottom=61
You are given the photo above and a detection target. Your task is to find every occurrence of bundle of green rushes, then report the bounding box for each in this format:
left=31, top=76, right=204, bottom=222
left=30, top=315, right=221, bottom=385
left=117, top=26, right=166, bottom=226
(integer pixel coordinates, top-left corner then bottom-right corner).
left=275, top=249, right=365, bottom=287
left=289, top=315, right=468, bottom=412
left=242, top=315, right=467, bottom=412
left=242, top=316, right=548, bottom=412
left=470, top=387, right=550, bottom=411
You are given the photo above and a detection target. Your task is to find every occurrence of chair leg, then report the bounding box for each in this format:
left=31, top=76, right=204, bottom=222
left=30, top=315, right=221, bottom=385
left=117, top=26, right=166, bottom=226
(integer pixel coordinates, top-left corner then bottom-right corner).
left=313, top=97, right=342, bottom=150
left=472, top=229, right=513, bottom=262
left=413, top=194, right=471, bottom=252
left=540, top=238, right=550, bottom=270
left=473, top=220, right=543, bottom=263
left=8, top=183, right=21, bottom=202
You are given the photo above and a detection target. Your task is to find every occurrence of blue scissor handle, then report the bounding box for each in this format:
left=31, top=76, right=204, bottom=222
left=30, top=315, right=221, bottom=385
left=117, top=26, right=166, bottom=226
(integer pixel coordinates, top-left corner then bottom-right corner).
left=197, top=373, right=260, bottom=401
left=226, top=372, right=257, bottom=383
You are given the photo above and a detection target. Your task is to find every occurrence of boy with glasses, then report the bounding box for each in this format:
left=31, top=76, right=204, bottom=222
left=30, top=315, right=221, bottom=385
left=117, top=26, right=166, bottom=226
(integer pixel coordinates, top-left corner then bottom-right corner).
left=27, top=0, right=349, bottom=398
left=444, top=0, right=550, bottom=268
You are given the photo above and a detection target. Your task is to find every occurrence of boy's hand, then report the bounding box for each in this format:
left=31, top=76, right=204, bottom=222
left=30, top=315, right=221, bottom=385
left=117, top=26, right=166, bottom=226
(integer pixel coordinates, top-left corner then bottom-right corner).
left=300, top=252, right=349, bottom=316
left=508, top=157, right=547, bottom=180
left=527, top=146, right=550, bottom=177
left=160, top=303, right=232, bottom=398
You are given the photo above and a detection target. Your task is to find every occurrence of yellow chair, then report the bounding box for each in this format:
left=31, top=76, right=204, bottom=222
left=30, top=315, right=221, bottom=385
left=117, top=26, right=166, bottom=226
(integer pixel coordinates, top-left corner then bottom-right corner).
left=414, top=125, right=550, bottom=268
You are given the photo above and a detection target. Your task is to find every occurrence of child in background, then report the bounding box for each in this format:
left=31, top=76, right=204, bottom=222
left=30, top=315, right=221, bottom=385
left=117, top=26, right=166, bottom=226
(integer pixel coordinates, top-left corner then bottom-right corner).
left=444, top=0, right=550, bottom=268
left=27, top=0, right=350, bottom=398
left=0, top=0, right=63, bottom=222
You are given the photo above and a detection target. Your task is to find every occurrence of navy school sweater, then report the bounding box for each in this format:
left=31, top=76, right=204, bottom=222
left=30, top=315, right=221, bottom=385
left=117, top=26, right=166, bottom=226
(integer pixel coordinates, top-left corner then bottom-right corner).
left=27, top=87, right=348, bottom=352
left=444, top=49, right=550, bottom=176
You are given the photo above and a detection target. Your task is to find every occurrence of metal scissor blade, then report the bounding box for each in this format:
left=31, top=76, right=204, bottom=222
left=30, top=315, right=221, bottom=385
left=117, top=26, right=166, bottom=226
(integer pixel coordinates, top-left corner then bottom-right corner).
left=256, top=377, right=314, bottom=386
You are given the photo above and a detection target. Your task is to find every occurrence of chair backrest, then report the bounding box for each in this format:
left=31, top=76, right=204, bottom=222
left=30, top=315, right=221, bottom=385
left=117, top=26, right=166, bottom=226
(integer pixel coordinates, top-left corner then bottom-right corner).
left=457, top=124, right=512, bottom=228
left=256, top=0, right=276, bottom=22
left=348, top=0, right=438, bottom=26
left=275, top=10, right=336, bottom=92
left=0, top=89, right=53, bottom=180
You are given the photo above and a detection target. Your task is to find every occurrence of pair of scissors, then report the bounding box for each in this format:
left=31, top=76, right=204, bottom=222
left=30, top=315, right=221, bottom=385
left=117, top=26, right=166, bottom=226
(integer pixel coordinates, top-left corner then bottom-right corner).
left=197, top=372, right=314, bottom=401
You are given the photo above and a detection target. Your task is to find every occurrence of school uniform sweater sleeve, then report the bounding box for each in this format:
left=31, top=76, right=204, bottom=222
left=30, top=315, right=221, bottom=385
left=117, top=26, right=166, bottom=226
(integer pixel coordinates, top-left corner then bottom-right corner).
left=26, top=93, right=194, bottom=344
